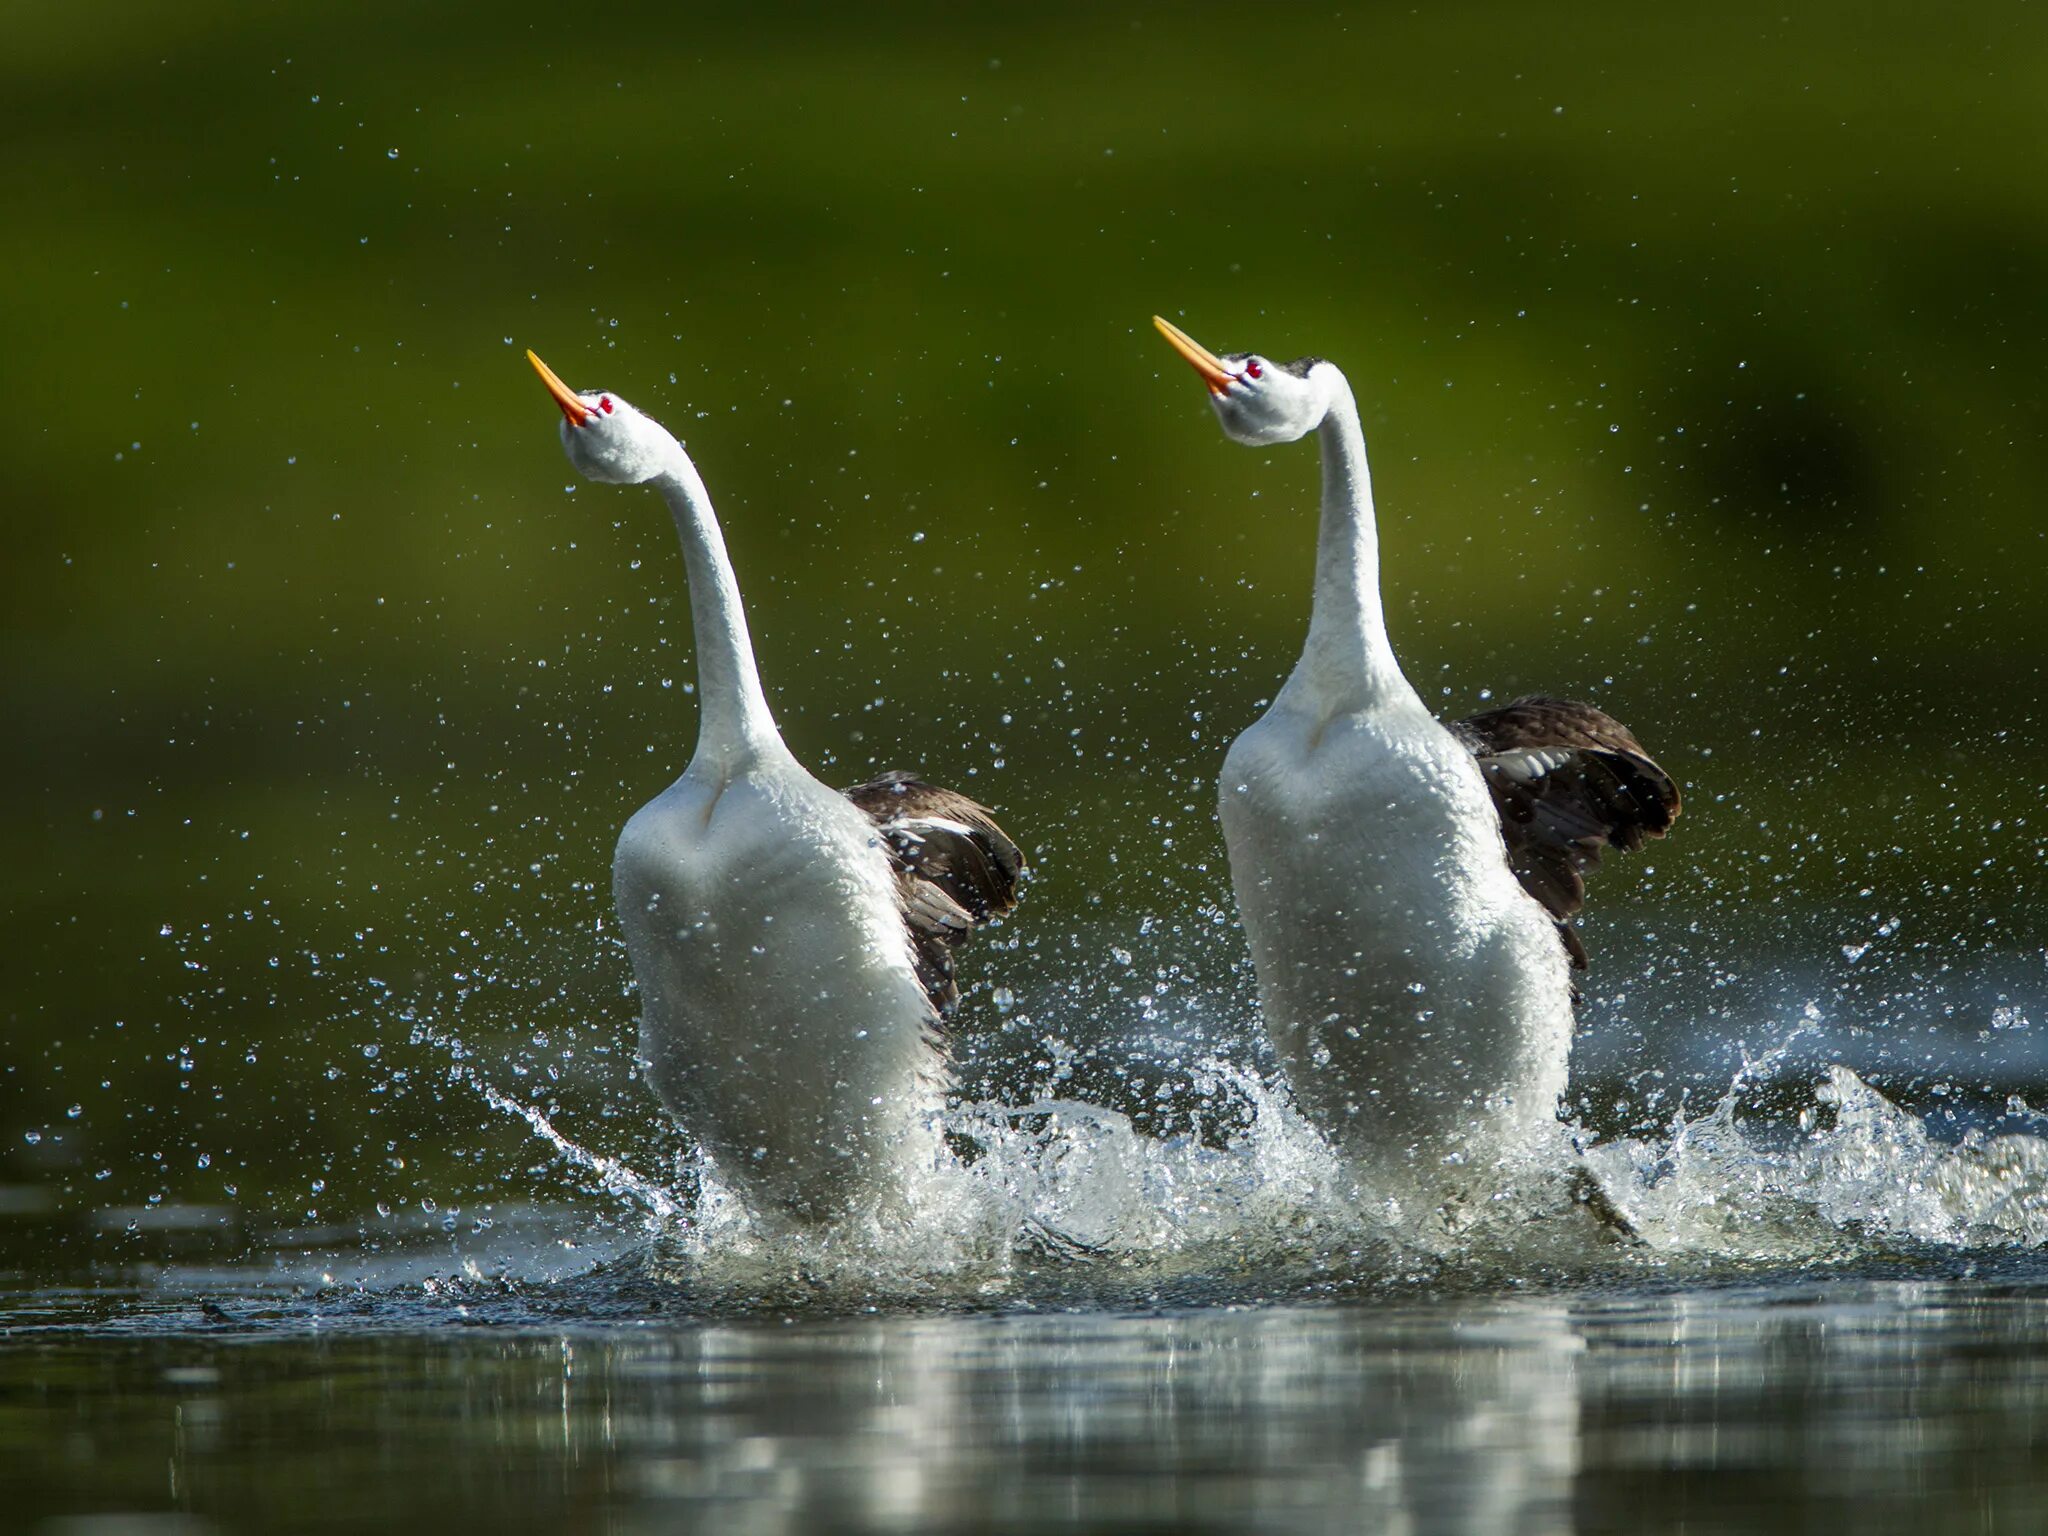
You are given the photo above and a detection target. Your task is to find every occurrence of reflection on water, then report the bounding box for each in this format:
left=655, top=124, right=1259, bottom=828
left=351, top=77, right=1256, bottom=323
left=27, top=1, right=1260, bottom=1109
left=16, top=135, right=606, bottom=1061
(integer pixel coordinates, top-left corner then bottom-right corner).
left=7, top=1272, right=2048, bottom=1533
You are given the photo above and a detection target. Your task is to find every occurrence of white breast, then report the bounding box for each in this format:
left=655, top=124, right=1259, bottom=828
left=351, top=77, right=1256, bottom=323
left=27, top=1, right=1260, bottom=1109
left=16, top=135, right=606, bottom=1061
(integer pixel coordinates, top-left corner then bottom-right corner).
left=1219, top=696, right=1575, bottom=1197
left=612, top=756, right=941, bottom=1221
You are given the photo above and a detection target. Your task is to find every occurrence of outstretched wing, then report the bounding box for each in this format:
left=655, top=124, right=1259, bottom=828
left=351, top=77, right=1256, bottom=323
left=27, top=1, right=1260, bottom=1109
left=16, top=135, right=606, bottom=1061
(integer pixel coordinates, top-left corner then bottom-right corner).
left=1450, top=696, right=1680, bottom=971
left=843, top=771, right=1025, bottom=1016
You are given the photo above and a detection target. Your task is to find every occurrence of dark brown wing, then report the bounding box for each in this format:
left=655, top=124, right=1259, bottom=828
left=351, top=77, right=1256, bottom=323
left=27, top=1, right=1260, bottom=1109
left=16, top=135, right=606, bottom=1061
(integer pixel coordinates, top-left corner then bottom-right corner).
left=1450, top=696, right=1680, bottom=972
left=843, top=771, right=1026, bottom=1016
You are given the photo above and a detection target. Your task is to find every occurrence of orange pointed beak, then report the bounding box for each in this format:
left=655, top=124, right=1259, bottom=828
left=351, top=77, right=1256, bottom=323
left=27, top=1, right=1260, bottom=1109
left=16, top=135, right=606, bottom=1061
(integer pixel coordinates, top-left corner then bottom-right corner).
left=526, top=348, right=591, bottom=428
left=1152, top=315, right=1235, bottom=396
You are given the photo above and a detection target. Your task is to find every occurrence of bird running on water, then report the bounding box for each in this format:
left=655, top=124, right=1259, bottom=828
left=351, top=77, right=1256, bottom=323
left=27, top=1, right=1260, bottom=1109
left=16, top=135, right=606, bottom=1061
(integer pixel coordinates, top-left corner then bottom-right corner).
left=525, top=351, right=1024, bottom=1224
left=1153, top=316, right=1678, bottom=1201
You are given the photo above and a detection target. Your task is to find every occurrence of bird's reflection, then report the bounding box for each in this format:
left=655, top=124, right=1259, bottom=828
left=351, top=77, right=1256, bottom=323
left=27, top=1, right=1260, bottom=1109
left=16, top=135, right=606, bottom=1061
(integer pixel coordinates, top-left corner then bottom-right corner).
left=15, top=1282, right=2048, bottom=1531
left=563, top=1303, right=1584, bottom=1534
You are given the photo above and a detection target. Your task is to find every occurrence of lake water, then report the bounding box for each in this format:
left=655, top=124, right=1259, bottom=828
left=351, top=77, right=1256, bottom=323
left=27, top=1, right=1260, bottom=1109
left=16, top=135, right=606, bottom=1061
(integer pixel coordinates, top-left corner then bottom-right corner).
left=12, top=1038, right=2048, bottom=1534
left=9, top=1244, right=2048, bottom=1534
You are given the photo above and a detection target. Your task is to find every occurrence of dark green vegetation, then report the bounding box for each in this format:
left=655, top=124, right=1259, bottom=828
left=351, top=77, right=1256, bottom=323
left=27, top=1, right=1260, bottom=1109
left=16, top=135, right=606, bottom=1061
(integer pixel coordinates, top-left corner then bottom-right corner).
left=5, top=3, right=2048, bottom=1238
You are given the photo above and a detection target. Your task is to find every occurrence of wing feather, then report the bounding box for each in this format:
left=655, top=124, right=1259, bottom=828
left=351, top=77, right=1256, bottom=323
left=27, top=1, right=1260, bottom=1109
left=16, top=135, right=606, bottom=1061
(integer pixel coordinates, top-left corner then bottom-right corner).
left=1451, top=696, right=1680, bottom=973
left=843, top=771, right=1025, bottom=1017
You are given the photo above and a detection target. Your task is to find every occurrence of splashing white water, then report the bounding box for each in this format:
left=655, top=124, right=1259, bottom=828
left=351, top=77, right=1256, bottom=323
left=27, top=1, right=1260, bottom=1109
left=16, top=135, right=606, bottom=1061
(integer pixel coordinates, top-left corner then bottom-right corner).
left=475, top=1064, right=1591, bottom=1299
left=479, top=1083, right=689, bottom=1224
left=1589, top=1065, right=2048, bottom=1258
left=469, top=1006, right=2048, bottom=1300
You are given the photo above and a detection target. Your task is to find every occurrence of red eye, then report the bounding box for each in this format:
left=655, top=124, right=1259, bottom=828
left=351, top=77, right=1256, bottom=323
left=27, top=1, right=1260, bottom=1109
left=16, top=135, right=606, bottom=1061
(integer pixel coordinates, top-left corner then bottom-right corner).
left=600, top=397, right=614, bottom=414
left=1245, top=360, right=1263, bottom=380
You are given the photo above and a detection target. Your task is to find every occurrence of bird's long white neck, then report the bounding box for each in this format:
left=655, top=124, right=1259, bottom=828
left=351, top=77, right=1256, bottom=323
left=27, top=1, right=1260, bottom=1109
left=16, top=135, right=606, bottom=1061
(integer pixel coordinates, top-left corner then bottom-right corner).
left=1287, top=374, right=1419, bottom=717
left=651, top=451, right=785, bottom=772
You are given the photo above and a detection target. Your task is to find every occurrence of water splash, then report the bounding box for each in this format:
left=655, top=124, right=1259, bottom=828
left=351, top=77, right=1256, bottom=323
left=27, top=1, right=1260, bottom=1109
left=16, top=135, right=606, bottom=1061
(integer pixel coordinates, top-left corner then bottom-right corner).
left=477, top=1084, right=687, bottom=1224
left=1590, top=1064, right=2048, bottom=1259
left=472, top=1057, right=1607, bottom=1305
left=391, top=905, right=2048, bottom=1318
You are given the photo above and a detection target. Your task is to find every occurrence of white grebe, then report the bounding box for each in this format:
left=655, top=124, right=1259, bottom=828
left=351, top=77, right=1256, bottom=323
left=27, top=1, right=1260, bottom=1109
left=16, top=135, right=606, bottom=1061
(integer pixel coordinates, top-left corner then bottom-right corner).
left=527, top=351, right=1023, bottom=1222
left=1154, top=318, right=1677, bottom=1198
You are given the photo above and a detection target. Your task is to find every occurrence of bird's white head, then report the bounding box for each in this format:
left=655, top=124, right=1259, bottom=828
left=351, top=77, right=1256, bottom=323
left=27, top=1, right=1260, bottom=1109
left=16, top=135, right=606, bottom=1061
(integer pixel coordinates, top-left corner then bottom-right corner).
left=1152, top=315, right=1336, bottom=448
left=526, top=349, right=679, bottom=485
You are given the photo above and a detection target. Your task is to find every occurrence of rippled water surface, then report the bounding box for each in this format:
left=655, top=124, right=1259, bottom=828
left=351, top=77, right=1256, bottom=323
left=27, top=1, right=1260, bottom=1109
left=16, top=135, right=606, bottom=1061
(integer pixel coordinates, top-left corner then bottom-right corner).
left=9, top=1248, right=2048, bottom=1535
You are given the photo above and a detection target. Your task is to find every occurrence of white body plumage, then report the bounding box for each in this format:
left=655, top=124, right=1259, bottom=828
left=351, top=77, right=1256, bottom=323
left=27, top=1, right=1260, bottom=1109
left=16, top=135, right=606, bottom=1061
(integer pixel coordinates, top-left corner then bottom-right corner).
left=1220, top=687, right=1573, bottom=1192
left=614, top=750, right=942, bottom=1220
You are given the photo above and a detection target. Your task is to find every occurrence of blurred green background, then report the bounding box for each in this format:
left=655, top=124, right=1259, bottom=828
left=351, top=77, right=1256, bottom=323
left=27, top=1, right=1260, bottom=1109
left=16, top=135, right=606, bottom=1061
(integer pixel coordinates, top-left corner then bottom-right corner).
left=6, top=1, right=2048, bottom=1244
